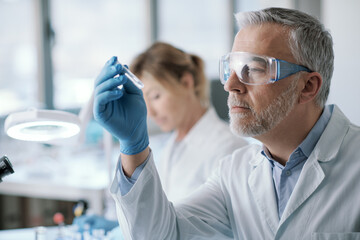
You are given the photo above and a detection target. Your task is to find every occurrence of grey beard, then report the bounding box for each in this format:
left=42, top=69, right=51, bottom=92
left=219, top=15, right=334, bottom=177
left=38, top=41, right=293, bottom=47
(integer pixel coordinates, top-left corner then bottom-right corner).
left=228, top=79, right=299, bottom=137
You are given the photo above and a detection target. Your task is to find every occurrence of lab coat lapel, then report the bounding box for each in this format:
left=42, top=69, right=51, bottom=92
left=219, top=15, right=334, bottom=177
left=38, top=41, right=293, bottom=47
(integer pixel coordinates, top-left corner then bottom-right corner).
left=278, top=157, right=325, bottom=226
left=278, top=105, right=347, bottom=228
left=248, top=152, right=279, bottom=235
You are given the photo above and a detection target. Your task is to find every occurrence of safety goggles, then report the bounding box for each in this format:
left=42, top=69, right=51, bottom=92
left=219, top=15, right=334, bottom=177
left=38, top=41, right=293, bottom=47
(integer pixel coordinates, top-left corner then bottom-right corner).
left=219, top=52, right=312, bottom=85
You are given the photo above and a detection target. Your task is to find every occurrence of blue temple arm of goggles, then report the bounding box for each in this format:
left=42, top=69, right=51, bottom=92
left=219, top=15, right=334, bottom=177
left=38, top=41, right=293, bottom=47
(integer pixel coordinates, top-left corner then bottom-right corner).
left=273, top=59, right=312, bottom=82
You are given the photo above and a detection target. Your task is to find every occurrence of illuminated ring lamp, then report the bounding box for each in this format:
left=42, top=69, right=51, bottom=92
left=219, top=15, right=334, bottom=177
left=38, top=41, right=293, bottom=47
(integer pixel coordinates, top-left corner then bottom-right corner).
left=4, top=109, right=81, bottom=142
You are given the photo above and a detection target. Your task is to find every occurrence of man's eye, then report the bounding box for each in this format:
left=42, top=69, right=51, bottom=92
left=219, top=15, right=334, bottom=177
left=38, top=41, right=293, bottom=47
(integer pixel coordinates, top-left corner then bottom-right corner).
left=249, top=68, right=266, bottom=74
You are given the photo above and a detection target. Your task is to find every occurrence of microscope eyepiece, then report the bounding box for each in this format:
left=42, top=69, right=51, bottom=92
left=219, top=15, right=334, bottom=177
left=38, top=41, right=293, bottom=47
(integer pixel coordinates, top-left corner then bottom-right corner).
left=0, top=156, right=14, bottom=183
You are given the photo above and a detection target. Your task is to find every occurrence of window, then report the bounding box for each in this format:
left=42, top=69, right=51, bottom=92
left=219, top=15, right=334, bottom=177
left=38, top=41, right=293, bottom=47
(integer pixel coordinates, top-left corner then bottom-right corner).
left=0, top=0, right=37, bottom=116
left=158, top=0, right=233, bottom=79
left=51, top=0, right=148, bottom=109
left=0, top=0, right=238, bottom=114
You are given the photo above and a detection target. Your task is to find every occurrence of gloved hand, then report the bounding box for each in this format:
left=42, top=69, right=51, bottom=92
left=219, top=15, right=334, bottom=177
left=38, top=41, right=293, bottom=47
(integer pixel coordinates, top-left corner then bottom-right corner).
left=72, top=214, right=119, bottom=234
left=93, top=56, right=149, bottom=155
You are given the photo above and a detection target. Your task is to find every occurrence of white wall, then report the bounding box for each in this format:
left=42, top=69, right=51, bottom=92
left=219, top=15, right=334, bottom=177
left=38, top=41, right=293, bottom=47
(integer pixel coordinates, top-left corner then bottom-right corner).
left=323, top=0, right=360, bottom=125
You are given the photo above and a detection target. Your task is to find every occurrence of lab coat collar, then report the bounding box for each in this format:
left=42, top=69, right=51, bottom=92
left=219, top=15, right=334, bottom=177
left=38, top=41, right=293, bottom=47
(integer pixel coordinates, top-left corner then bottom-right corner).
left=312, top=104, right=349, bottom=162
left=249, top=149, right=266, bottom=167
left=178, top=107, right=218, bottom=145
left=163, top=107, right=216, bottom=162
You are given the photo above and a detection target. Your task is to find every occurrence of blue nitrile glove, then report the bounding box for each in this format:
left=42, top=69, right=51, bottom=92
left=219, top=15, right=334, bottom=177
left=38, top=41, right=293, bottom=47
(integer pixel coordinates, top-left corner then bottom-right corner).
left=72, top=214, right=119, bottom=234
left=93, top=56, right=149, bottom=155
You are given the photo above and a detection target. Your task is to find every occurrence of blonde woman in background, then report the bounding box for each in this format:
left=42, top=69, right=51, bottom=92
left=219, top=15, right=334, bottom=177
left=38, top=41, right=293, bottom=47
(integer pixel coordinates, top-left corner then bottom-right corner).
left=74, top=42, right=248, bottom=239
left=130, top=42, right=248, bottom=202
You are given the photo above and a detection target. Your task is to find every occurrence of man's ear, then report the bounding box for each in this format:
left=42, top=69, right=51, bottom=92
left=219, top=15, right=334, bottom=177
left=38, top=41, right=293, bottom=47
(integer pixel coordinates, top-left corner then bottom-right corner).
left=180, top=72, right=195, bottom=89
left=299, top=72, right=322, bottom=104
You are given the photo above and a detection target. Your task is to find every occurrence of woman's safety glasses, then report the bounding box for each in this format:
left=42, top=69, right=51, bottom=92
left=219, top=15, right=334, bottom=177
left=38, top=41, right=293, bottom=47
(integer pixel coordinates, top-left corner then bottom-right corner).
left=219, top=52, right=312, bottom=85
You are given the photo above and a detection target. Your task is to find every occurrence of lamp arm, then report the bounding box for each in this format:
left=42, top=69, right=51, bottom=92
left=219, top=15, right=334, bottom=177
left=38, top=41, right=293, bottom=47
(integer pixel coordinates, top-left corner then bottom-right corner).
left=76, top=92, right=94, bottom=144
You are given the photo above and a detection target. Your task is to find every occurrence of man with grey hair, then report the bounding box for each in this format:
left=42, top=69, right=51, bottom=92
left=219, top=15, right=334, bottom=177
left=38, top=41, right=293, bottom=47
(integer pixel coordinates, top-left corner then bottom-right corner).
left=93, top=7, right=360, bottom=239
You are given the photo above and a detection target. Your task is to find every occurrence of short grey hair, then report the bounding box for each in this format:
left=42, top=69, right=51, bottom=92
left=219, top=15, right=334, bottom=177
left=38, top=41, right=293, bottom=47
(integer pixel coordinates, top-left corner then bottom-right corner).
left=235, top=7, right=334, bottom=107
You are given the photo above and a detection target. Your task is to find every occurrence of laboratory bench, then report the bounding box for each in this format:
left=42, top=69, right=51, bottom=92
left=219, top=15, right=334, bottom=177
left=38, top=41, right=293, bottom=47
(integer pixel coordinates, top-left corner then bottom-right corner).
left=0, top=225, right=106, bottom=240
left=0, top=161, right=108, bottom=213
left=0, top=226, right=59, bottom=240
left=0, top=141, right=116, bottom=230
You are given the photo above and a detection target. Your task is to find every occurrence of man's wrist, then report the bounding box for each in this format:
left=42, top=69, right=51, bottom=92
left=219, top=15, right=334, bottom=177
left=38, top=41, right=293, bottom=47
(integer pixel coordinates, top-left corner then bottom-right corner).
left=119, top=134, right=149, bottom=155
left=121, top=147, right=150, bottom=177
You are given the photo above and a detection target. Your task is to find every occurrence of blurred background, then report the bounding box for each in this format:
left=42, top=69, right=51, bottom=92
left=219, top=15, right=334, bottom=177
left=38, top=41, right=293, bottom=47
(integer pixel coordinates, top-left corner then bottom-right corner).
left=0, top=0, right=359, bottom=232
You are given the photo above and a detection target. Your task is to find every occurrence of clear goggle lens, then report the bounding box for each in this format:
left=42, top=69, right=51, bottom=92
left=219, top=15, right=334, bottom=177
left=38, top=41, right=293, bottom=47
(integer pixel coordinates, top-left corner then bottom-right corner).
left=219, top=52, right=311, bottom=85
left=219, top=52, right=277, bottom=85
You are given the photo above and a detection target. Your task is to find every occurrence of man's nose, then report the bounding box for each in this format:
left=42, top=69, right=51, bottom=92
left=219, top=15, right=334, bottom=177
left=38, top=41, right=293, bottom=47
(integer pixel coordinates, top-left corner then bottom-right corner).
left=224, top=72, right=247, bottom=94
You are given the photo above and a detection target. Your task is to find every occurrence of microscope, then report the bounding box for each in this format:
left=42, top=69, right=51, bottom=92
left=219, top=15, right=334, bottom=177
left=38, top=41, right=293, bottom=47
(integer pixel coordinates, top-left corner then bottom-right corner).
left=0, top=156, right=14, bottom=183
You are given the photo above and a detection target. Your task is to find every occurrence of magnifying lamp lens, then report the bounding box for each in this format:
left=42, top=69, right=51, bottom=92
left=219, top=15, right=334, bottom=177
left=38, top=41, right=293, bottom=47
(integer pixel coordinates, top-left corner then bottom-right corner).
left=4, top=110, right=81, bottom=142
left=23, top=124, right=62, bottom=133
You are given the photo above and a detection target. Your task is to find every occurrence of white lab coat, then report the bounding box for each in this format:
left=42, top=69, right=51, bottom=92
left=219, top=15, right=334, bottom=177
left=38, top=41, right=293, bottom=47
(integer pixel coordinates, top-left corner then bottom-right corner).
left=110, top=105, right=360, bottom=240
left=155, top=107, right=248, bottom=202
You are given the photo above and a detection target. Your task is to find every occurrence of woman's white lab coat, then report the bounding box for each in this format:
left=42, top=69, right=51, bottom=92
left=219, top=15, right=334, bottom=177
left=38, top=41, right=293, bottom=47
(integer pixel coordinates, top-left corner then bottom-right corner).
left=155, top=107, right=248, bottom=202
left=110, top=105, right=360, bottom=240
